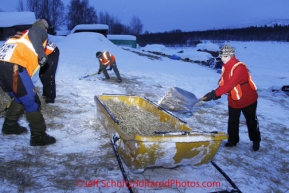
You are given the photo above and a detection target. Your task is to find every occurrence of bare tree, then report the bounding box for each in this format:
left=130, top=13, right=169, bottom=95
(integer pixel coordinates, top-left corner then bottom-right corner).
left=129, top=15, right=143, bottom=35
left=45, top=0, right=66, bottom=30
left=109, top=17, right=123, bottom=34
left=66, top=0, right=97, bottom=30
left=26, top=0, right=41, bottom=18
left=98, top=11, right=130, bottom=34
left=98, top=11, right=111, bottom=25
left=24, top=0, right=65, bottom=30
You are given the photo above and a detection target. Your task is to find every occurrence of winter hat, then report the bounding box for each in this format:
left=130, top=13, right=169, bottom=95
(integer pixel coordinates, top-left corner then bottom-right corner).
left=219, top=44, right=235, bottom=56
left=32, top=19, right=49, bottom=30
left=96, top=51, right=102, bottom=58
left=40, top=19, right=49, bottom=29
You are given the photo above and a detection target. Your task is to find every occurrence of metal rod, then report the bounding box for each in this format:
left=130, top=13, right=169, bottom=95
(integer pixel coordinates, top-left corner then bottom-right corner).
left=210, top=161, right=242, bottom=193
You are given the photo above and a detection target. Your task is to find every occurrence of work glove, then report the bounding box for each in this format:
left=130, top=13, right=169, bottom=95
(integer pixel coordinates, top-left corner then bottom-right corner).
left=98, top=65, right=108, bottom=74
left=38, top=56, right=48, bottom=67
left=202, top=90, right=216, bottom=101
left=214, top=95, right=221, bottom=100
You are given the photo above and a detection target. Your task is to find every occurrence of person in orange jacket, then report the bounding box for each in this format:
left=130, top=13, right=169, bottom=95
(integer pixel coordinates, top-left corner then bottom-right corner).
left=39, top=40, right=60, bottom=103
left=96, top=51, right=122, bottom=82
left=0, top=19, right=56, bottom=146
left=202, top=44, right=261, bottom=151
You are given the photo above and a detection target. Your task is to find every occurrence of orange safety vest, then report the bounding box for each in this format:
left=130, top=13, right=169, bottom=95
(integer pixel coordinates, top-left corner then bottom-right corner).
left=0, top=30, right=47, bottom=77
left=99, top=51, right=115, bottom=66
left=219, top=62, right=257, bottom=101
left=44, top=40, right=57, bottom=55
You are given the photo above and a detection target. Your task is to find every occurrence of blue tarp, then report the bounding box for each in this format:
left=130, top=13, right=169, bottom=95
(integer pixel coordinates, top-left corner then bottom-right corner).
left=170, top=54, right=180, bottom=60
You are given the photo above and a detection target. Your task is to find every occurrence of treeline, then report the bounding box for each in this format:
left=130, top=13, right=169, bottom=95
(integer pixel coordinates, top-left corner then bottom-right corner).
left=16, top=0, right=289, bottom=45
left=17, top=0, right=143, bottom=35
left=136, top=24, right=289, bottom=47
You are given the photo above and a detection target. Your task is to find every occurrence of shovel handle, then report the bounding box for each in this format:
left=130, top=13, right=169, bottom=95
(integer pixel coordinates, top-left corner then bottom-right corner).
left=199, top=97, right=207, bottom=101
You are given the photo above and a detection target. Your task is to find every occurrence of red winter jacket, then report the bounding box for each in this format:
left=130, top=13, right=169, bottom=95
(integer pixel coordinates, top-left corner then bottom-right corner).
left=215, top=56, right=258, bottom=108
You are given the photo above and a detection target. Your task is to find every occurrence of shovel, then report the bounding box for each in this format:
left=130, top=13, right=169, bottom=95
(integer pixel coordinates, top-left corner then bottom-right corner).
left=198, top=96, right=207, bottom=101
left=79, top=72, right=99, bottom=80
left=183, top=96, right=207, bottom=110
left=158, top=87, right=207, bottom=113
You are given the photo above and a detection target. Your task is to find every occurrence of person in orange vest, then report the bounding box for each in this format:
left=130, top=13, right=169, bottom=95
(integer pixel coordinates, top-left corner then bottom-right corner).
left=96, top=51, right=122, bottom=82
left=39, top=40, right=60, bottom=103
left=0, top=19, right=56, bottom=146
left=201, top=44, right=261, bottom=151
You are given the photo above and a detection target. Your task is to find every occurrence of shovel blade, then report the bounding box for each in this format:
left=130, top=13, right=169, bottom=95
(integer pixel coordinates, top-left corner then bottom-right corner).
left=158, top=87, right=199, bottom=113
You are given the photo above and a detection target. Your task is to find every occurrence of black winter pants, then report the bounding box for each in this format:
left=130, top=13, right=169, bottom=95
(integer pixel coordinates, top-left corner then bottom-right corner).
left=227, top=101, right=261, bottom=144
left=39, top=47, right=59, bottom=99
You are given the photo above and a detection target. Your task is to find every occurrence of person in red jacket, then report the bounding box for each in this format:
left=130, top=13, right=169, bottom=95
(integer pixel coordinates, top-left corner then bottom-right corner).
left=202, top=44, right=261, bottom=151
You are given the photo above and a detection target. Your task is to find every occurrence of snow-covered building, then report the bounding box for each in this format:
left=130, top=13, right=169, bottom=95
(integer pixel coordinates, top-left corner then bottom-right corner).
left=107, top=35, right=137, bottom=48
left=70, top=24, right=109, bottom=37
left=0, top=12, right=36, bottom=40
left=70, top=24, right=137, bottom=48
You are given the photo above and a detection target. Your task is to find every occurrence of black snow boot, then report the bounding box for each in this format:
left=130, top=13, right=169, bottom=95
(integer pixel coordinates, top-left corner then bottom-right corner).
left=30, top=131, right=56, bottom=146
left=26, top=111, right=56, bottom=146
left=2, top=119, right=27, bottom=134
left=2, top=100, right=27, bottom=135
left=253, top=141, right=260, bottom=151
left=224, top=141, right=237, bottom=147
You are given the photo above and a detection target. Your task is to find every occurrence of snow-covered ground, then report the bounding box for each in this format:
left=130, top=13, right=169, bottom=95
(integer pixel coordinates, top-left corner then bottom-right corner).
left=0, top=33, right=289, bottom=193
